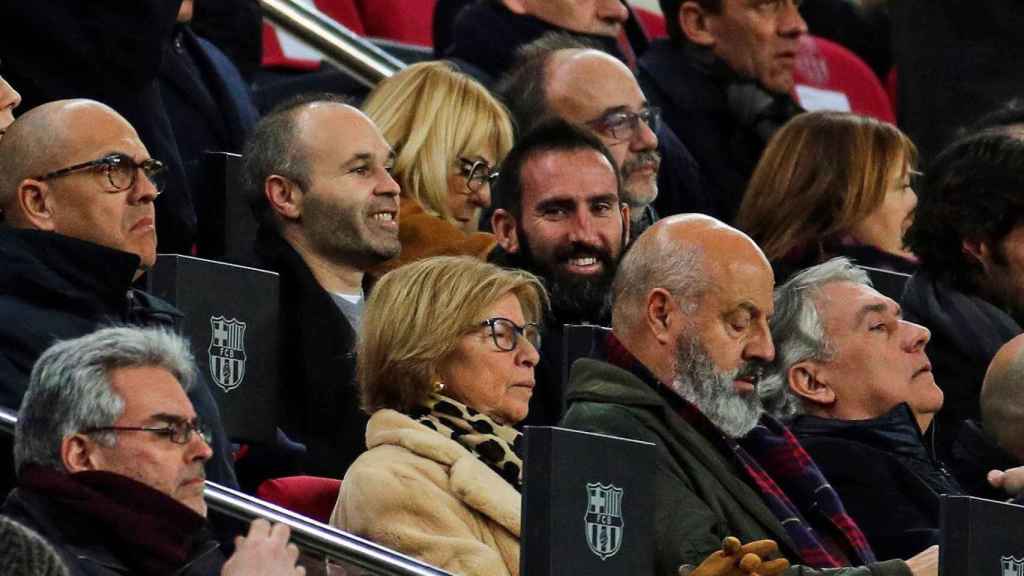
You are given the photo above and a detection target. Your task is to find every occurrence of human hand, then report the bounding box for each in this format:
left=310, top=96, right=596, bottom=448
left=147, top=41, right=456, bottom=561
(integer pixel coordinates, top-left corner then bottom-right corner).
left=905, top=545, right=939, bottom=576
left=679, top=537, right=790, bottom=576
left=988, top=466, right=1024, bottom=496
left=221, top=519, right=305, bottom=576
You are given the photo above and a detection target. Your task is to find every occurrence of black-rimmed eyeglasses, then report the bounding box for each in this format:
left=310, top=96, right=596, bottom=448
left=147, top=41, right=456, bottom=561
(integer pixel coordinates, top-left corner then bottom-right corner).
left=480, top=317, right=541, bottom=352
left=83, top=418, right=211, bottom=445
left=457, top=158, right=499, bottom=195
left=36, top=153, right=168, bottom=193
left=585, top=107, right=660, bottom=142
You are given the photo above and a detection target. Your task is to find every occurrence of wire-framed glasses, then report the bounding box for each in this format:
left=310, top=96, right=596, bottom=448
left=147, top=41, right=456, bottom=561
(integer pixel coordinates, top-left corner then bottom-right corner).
left=457, top=158, right=499, bottom=195
left=83, top=417, right=211, bottom=445
left=585, top=107, right=660, bottom=142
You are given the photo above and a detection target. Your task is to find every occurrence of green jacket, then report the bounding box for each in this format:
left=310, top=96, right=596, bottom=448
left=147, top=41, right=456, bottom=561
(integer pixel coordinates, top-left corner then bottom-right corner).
left=561, top=358, right=912, bottom=576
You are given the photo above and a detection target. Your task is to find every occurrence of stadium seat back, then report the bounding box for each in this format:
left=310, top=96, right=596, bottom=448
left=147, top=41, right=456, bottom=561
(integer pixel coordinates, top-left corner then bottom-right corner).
left=257, top=476, right=343, bottom=523
left=357, top=0, right=436, bottom=47
left=793, top=35, right=895, bottom=123
left=262, top=0, right=366, bottom=70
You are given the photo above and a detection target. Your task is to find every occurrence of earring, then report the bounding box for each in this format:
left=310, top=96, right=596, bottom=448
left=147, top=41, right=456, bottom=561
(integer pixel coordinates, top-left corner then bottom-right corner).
left=433, top=379, right=445, bottom=393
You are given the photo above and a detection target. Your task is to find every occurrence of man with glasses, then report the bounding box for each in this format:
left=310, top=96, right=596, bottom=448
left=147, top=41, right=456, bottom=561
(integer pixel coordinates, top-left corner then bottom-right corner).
left=0, top=99, right=238, bottom=490
left=240, top=94, right=401, bottom=478
left=490, top=119, right=629, bottom=425
left=498, top=34, right=717, bottom=238
left=3, top=326, right=304, bottom=576
left=639, top=0, right=806, bottom=221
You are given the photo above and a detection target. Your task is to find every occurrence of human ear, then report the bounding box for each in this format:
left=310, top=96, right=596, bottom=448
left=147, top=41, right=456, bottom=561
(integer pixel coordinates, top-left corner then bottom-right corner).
left=265, top=175, right=303, bottom=220
left=647, top=288, right=677, bottom=346
left=491, top=209, right=520, bottom=253
left=61, top=434, right=101, bottom=473
left=788, top=362, right=836, bottom=408
left=680, top=0, right=717, bottom=47
left=17, top=179, right=56, bottom=231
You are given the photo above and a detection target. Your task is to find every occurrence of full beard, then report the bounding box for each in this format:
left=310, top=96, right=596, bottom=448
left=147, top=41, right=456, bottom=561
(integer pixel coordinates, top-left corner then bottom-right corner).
left=514, top=231, right=617, bottom=325
left=671, top=332, right=764, bottom=439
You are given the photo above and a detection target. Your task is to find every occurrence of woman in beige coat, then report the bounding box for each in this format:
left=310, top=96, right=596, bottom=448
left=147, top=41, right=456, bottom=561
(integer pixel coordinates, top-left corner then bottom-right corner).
left=331, top=256, right=788, bottom=576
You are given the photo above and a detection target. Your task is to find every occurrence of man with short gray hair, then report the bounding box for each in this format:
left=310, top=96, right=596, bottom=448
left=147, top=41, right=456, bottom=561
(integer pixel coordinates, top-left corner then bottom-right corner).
left=2, top=326, right=304, bottom=576
left=763, top=258, right=955, bottom=560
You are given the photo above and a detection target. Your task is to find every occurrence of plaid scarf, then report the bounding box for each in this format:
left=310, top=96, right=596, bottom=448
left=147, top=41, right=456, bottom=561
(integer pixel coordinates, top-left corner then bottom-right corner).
left=604, top=334, right=876, bottom=568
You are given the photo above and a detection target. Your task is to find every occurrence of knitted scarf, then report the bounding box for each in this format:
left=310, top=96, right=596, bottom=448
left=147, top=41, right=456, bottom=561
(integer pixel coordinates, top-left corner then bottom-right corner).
left=605, top=333, right=876, bottom=568
left=413, top=393, right=525, bottom=490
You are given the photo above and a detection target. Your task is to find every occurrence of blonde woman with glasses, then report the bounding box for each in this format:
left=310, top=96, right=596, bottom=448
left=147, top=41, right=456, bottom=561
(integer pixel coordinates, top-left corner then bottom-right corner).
left=363, top=61, right=514, bottom=279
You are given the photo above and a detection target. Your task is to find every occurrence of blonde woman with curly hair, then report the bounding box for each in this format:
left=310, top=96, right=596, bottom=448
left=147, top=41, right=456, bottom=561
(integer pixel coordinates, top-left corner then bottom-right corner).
left=363, top=61, right=514, bottom=277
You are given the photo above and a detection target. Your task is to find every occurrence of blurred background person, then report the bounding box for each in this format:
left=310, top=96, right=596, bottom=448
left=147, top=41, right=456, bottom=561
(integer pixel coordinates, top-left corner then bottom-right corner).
left=736, top=111, right=918, bottom=281
left=362, top=62, right=513, bottom=278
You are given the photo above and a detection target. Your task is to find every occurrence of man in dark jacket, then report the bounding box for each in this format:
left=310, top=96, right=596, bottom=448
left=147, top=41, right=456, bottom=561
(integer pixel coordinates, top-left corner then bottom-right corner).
left=0, top=99, right=236, bottom=489
left=2, top=326, right=303, bottom=576
left=489, top=120, right=630, bottom=427
left=562, top=214, right=937, bottom=575
left=902, top=128, right=1024, bottom=464
left=761, top=258, right=956, bottom=560
left=240, top=95, right=401, bottom=478
left=1, top=0, right=258, bottom=255
left=641, top=0, right=805, bottom=220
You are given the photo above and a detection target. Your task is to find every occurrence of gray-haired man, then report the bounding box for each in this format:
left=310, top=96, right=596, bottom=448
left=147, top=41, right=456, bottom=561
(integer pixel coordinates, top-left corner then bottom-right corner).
left=761, top=258, right=954, bottom=560
left=1, top=326, right=304, bottom=576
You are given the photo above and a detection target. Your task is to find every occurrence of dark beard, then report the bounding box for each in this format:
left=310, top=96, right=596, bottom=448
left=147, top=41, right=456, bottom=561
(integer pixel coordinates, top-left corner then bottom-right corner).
left=502, top=231, right=617, bottom=325
left=672, top=332, right=766, bottom=439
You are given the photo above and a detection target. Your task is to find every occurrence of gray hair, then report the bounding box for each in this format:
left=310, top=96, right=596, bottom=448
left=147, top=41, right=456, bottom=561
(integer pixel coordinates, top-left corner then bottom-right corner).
left=760, top=258, right=871, bottom=420
left=611, top=232, right=708, bottom=333
left=14, top=326, right=196, bottom=474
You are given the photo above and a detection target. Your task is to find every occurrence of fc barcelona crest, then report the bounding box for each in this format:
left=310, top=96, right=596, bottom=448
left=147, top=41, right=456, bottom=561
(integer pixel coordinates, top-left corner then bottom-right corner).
left=209, top=316, right=247, bottom=393
left=585, top=482, right=624, bottom=560
left=1003, top=555, right=1024, bottom=576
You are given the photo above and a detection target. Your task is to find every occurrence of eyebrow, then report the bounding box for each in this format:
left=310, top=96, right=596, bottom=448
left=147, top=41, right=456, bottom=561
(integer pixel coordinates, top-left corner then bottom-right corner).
left=145, top=413, right=192, bottom=426
left=854, top=302, right=892, bottom=328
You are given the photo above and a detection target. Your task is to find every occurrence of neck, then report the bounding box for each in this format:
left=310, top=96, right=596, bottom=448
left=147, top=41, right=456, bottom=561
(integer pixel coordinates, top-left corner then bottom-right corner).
left=281, top=230, right=364, bottom=294
left=618, top=327, right=674, bottom=384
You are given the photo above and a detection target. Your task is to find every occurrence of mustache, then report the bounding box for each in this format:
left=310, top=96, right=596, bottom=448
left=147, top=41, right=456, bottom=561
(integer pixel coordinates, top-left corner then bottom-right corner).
left=735, top=361, right=768, bottom=385
left=621, top=150, right=662, bottom=176
left=553, top=241, right=614, bottom=265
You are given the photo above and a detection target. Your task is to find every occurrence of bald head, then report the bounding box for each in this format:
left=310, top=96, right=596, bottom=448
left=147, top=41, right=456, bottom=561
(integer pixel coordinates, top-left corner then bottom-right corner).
left=0, top=99, right=129, bottom=223
left=982, top=334, right=1024, bottom=460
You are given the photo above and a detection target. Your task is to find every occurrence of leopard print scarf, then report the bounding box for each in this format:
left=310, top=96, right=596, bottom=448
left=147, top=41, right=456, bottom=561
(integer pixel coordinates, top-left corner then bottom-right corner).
left=412, top=393, right=524, bottom=491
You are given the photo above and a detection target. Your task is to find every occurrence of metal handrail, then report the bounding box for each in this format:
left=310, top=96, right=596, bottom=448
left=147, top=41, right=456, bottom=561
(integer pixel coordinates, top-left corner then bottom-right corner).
left=258, top=0, right=406, bottom=87
left=0, top=406, right=450, bottom=576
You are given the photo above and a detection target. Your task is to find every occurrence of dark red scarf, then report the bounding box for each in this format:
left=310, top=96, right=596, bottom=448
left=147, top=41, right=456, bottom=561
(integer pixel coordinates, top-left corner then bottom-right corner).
left=19, top=465, right=215, bottom=576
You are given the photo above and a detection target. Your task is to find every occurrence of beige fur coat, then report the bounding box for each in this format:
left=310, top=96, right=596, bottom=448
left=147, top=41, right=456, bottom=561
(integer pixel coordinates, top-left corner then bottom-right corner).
left=330, top=409, right=521, bottom=576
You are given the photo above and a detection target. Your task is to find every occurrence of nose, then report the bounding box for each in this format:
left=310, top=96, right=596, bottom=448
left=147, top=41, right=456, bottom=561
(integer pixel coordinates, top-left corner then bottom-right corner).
left=0, top=77, right=20, bottom=112
left=599, top=0, right=629, bottom=24
left=472, top=182, right=492, bottom=208
left=568, top=209, right=601, bottom=246
left=376, top=167, right=401, bottom=197
left=187, top=432, right=214, bottom=463
left=517, top=336, right=541, bottom=368
left=902, top=321, right=931, bottom=352
left=131, top=169, right=160, bottom=205
left=744, top=321, right=776, bottom=363
left=630, top=117, right=659, bottom=152
left=779, top=0, right=808, bottom=37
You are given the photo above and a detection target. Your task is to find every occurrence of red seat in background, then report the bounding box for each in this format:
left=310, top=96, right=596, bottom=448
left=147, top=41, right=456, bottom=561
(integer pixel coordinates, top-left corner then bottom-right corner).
left=357, top=0, right=436, bottom=47
left=793, top=35, right=895, bottom=123
left=256, top=475, right=343, bottom=523
left=262, top=0, right=366, bottom=70
left=634, top=6, right=667, bottom=39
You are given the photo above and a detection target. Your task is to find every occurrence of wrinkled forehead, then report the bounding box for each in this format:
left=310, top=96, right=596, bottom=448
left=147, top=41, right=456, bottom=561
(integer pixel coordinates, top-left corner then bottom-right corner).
left=520, top=147, right=619, bottom=206
left=300, top=104, right=392, bottom=163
